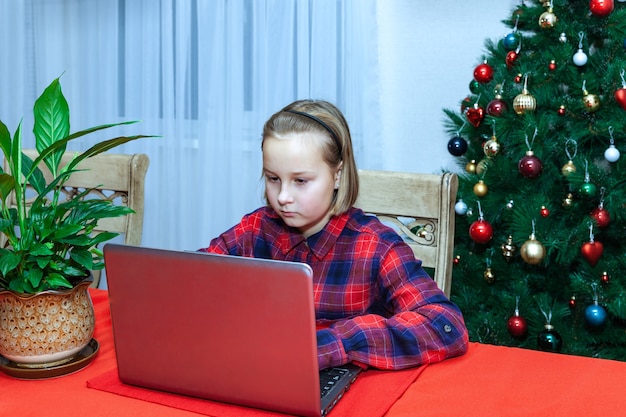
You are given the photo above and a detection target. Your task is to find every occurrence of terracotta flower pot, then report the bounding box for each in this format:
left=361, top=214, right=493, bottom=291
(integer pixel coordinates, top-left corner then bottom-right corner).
left=0, top=279, right=95, bottom=368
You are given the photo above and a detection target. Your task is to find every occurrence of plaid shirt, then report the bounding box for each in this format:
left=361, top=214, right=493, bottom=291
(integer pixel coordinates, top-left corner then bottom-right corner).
left=202, top=206, right=468, bottom=370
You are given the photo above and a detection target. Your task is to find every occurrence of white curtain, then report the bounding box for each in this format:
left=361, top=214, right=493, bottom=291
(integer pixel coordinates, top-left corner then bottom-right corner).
left=0, top=0, right=381, bottom=258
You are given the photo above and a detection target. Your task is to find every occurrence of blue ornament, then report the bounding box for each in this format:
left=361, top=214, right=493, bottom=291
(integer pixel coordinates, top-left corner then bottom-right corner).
left=585, top=303, right=607, bottom=327
left=537, top=325, right=562, bottom=352
left=503, top=32, right=519, bottom=50
left=447, top=136, right=468, bottom=157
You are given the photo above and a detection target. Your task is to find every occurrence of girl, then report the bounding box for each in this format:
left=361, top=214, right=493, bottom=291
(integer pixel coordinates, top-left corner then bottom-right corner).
left=201, top=100, right=468, bottom=370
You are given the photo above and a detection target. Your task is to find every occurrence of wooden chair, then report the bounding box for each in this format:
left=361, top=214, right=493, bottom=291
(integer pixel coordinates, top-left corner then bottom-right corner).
left=355, top=170, right=458, bottom=297
left=2, top=150, right=150, bottom=288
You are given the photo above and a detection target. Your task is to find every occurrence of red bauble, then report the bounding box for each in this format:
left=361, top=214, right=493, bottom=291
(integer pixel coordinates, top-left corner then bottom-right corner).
left=507, top=315, right=528, bottom=338
left=540, top=206, right=549, bottom=217
left=591, top=207, right=611, bottom=228
left=465, top=105, right=485, bottom=127
left=581, top=241, right=604, bottom=266
left=518, top=152, right=543, bottom=178
left=474, top=62, right=494, bottom=84
left=487, top=98, right=508, bottom=116
left=506, top=51, right=518, bottom=69
left=548, top=60, right=556, bottom=71
left=589, top=0, right=614, bottom=17
left=615, top=88, right=626, bottom=111
left=469, top=219, right=493, bottom=244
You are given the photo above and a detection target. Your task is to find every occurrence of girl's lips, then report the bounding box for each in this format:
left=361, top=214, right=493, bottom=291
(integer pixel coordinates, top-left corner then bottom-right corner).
left=280, top=211, right=296, bottom=217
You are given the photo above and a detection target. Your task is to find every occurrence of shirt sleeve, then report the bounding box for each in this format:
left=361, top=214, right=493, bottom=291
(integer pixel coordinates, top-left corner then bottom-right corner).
left=200, top=231, right=237, bottom=255
left=199, top=210, right=262, bottom=256
left=316, top=243, right=469, bottom=370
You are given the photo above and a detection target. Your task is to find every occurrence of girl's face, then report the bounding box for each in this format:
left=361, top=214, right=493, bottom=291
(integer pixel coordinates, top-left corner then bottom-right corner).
left=263, top=132, right=342, bottom=238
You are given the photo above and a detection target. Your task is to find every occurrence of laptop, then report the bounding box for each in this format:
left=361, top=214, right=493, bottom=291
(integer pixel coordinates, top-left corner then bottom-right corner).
left=103, top=244, right=362, bottom=417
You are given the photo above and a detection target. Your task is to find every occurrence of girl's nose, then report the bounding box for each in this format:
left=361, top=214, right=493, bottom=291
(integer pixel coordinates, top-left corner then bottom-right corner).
left=277, top=185, right=293, bottom=205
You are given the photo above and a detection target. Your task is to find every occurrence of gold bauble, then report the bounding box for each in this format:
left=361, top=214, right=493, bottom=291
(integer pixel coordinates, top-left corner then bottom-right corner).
left=513, top=90, right=537, bottom=114
left=562, top=193, right=574, bottom=208
left=476, top=159, right=490, bottom=175
left=465, top=160, right=477, bottom=174
left=520, top=233, right=546, bottom=265
left=583, top=91, right=600, bottom=112
left=483, top=136, right=501, bottom=157
left=561, top=160, right=576, bottom=176
left=484, top=267, right=496, bottom=284
left=539, top=9, right=557, bottom=29
left=473, top=180, right=488, bottom=197
left=501, top=235, right=517, bottom=262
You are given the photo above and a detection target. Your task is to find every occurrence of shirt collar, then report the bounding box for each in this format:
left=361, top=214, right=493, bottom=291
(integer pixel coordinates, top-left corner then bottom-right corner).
left=275, top=209, right=351, bottom=259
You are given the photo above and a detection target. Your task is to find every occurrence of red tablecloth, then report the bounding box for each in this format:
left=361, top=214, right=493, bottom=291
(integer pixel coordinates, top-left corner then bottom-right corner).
left=387, top=338, right=626, bottom=416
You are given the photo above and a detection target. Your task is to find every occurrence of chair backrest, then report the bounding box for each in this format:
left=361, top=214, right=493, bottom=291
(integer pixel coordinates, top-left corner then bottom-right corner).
left=2, top=150, right=150, bottom=288
left=354, top=170, right=458, bottom=297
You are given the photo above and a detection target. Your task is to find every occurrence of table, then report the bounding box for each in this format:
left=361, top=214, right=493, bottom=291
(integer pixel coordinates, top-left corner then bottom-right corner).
left=2, top=289, right=626, bottom=416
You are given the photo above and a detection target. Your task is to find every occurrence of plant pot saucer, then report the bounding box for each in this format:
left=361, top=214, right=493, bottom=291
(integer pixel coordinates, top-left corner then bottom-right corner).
left=0, top=338, right=99, bottom=380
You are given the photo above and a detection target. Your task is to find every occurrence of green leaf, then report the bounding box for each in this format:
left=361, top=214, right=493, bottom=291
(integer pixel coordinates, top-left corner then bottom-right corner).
left=91, top=262, right=105, bottom=271
left=56, top=263, right=88, bottom=277
left=33, top=77, right=69, bottom=177
left=29, top=242, right=54, bottom=256
left=35, top=256, right=51, bottom=269
left=45, top=273, right=73, bottom=289
left=0, top=217, right=12, bottom=233
left=53, top=224, right=84, bottom=240
left=0, top=120, right=11, bottom=162
left=89, top=231, right=120, bottom=245
left=0, top=251, right=21, bottom=277
left=25, top=268, right=43, bottom=289
left=69, top=248, right=94, bottom=269
left=0, top=172, right=15, bottom=204
left=62, top=134, right=154, bottom=173
left=28, top=130, right=153, bottom=180
left=10, top=122, right=22, bottom=192
left=19, top=152, right=46, bottom=195
left=57, top=234, right=92, bottom=246
left=9, top=279, right=28, bottom=293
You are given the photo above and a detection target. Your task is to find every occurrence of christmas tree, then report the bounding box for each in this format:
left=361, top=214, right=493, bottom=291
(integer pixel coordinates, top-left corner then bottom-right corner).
left=444, top=0, right=626, bottom=359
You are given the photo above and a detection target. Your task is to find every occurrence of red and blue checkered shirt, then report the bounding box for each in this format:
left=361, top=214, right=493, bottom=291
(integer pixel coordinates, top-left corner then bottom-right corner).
left=202, top=206, right=468, bottom=370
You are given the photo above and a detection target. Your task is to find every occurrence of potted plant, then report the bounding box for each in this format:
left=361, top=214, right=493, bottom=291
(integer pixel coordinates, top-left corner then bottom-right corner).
left=0, top=77, right=152, bottom=374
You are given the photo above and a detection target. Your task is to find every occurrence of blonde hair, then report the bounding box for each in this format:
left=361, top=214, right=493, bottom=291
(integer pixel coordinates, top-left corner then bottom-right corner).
left=262, top=100, right=359, bottom=215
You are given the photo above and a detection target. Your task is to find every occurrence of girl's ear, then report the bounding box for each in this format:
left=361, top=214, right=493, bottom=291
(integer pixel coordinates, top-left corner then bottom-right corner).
left=334, top=162, right=343, bottom=189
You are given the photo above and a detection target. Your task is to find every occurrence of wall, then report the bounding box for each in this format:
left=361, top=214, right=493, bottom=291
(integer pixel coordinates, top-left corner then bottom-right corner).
left=377, top=0, right=520, bottom=174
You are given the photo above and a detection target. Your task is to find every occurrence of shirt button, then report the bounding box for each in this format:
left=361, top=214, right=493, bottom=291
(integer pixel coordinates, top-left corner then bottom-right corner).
left=443, top=324, right=452, bottom=333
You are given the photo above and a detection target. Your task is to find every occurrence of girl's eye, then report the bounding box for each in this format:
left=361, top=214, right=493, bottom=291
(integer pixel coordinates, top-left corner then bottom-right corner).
left=295, top=178, right=308, bottom=185
left=266, top=175, right=279, bottom=183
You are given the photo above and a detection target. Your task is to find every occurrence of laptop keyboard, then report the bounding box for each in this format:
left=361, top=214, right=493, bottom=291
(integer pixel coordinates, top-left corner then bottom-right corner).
left=319, top=367, right=349, bottom=398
